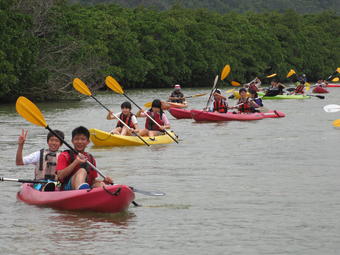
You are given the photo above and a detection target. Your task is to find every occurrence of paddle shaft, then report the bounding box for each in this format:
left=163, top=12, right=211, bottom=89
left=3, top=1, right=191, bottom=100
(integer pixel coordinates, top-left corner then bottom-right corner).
left=205, top=75, right=219, bottom=109
left=0, top=177, right=49, bottom=184
left=122, top=93, right=179, bottom=144
left=90, top=96, right=150, bottom=146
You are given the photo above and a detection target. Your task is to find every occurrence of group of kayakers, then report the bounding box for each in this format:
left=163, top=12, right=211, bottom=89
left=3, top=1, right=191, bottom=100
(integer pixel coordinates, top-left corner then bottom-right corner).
left=14, top=71, right=332, bottom=193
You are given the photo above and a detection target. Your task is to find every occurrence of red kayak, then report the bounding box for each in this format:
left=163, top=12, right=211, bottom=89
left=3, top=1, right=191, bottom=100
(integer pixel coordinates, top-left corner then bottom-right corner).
left=168, top=108, right=192, bottom=119
left=326, top=84, right=340, bottom=87
left=312, top=86, right=329, bottom=93
left=191, top=110, right=264, bottom=121
left=17, top=183, right=135, bottom=213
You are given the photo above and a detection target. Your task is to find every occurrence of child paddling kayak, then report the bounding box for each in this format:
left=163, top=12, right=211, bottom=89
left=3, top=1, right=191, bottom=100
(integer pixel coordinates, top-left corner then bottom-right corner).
left=209, top=89, right=230, bottom=113
left=56, top=126, right=112, bottom=190
left=107, top=101, right=139, bottom=136
left=136, top=99, right=171, bottom=137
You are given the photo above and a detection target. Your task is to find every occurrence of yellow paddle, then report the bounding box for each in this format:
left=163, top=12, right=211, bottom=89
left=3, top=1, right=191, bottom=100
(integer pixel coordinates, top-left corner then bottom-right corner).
left=226, top=88, right=235, bottom=93
left=221, top=65, right=231, bottom=81
left=15, top=96, right=106, bottom=178
left=105, top=76, right=179, bottom=144
left=73, top=78, right=150, bottom=146
left=230, top=81, right=241, bottom=86
left=332, top=119, right=340, bottom=127
left=287, top=69, right=296, bottom=78
left=332, top=77, right=339, bottom=82
left=266, top=73, right=277, bottom=78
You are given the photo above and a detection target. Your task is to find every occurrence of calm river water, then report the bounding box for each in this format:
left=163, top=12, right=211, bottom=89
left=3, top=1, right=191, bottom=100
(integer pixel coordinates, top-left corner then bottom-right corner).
left=0, top=86, right=340, bottom=255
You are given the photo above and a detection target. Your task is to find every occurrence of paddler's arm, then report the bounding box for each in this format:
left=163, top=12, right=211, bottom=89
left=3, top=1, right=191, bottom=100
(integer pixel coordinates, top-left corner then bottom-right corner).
left=16, top=129, right=28, bottom=165
left=136, top=109, right=146, bottom=117
left=160, top=114, right=170, bottom=130
left=56, top=153, right=86, bottom=181
left=106, top=111, right=116, bottom=120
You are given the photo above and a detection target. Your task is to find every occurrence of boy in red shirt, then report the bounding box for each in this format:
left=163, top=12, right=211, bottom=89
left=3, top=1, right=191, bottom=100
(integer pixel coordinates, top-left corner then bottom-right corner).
left=56, top=126, right=112, bottom=190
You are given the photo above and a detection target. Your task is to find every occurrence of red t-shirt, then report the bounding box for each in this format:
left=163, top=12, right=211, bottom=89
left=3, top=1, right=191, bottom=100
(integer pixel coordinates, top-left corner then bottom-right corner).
left=56, top=151, right=98, bottom=186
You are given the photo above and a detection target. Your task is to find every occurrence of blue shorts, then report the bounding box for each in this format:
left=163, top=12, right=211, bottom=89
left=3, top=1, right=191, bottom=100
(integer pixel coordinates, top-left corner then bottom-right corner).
left=63, top=177, right=74, bottom=190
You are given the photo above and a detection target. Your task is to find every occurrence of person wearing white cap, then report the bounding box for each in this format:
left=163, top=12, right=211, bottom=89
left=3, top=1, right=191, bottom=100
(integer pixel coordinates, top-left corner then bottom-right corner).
left=168, top=84, right=186, bottom=104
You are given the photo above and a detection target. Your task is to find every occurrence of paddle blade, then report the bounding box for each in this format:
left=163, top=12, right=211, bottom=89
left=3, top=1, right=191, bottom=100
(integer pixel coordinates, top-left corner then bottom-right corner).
left=144, top=102, right=152, bottom=108
left=323, top=104, right=340, bottom=113
left=231, top=81, right=241, bottom=86
left=305, top=86, right=310, bottom=92
left=332, top=77, right=339, bottom=82
left=221, top=65, right=231, bottom=80
left=105, top=76, right=124, bottom=94
left=333, top=119, right=340, bottom=127
left=190, top=93, right=207, bottom=98
left=16, top=97, right=47, bottom=127
left=226, top=88, right=235, bottom=93
left=266, top=73, right=277, bottom=78
left=73, top=78, right=92, bottom=96
left=287, top=69, right=296, bottom=78
left=337, top=67, right=340, bottom=73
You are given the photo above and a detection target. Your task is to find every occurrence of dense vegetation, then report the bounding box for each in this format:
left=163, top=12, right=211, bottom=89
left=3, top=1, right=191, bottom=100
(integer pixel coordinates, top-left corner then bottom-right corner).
left=72, top=0, right=340, bottom=14
left=0, top=0, right=339, bottom=102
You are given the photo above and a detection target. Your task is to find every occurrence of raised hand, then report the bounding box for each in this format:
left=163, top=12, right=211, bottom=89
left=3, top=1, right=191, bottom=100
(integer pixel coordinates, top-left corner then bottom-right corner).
left=18, top=129, right=28, bottom=145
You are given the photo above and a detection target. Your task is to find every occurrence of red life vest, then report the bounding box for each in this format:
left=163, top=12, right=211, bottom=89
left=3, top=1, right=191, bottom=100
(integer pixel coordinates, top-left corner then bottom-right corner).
left=213, top=99, right=228, bottom=113
left=61, top=150, right=96, bottom=189
left=249, top=83, right=259, bottom=92
left=145, top=111, right=164, bottom=131
left=116, top=113, right=135, bottom=128
left=238, top=98, right=252, bottom=113
left=295, top=85, right=304, bottom=94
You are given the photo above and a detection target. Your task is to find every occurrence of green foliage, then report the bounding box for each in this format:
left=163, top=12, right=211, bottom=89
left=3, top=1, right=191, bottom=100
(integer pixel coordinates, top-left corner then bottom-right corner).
left=70, top=0, right=340, bottom=14
left=0, top=1, right=339, bottom=102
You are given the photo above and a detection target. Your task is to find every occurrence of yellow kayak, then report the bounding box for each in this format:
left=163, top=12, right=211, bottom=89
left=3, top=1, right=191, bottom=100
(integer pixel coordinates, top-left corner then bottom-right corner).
left=89, top=128, right=177, bottom=146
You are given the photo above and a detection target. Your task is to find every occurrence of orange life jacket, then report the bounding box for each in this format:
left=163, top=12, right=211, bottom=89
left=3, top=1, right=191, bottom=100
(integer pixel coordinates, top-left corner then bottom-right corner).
left=213, top=99, right=228, bottom=113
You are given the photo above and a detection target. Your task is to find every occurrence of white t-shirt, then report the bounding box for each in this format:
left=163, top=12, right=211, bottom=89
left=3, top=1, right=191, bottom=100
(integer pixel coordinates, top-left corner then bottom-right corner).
left=23, top=151, right=40, bottom=165
left=115, top=112, right=138, bottom=124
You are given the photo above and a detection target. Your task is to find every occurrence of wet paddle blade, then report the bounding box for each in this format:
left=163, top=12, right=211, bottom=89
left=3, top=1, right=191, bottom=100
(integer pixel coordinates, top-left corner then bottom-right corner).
left=266, top=73, right=277, bottom=78
left=130, top=187, right=166, bottom=196
left=287, top=69, right=296, bottom=78
left=189, top=93, right=207, bottom=98
left=16, top=97, right=47, bottom=127
left=323, top=104, right=340, bottom=113
left=221, top=65, right=231, bottom=80
left=73, top=78, right=92, bottom=96
left=144, top=102, right=152, bottom=108
left=332, top=119, right=340, bottom=127
left=231, top=81, right=241, bottom=86
left=226, top=89, right=235, bottom=93
left=337, top=67, right=340, bottom=73
left=105, top=76, right=124, bottom=94
left=332, top=77, right=339, bottom=82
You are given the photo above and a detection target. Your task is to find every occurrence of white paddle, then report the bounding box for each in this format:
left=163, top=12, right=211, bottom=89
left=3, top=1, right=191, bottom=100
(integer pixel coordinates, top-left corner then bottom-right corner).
left=323, top=104, right=340, bottom=113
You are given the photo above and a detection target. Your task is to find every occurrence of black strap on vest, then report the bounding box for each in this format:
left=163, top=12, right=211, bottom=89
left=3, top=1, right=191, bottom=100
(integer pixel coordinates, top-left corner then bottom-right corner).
left=39, top=149, right=44, bottom=171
